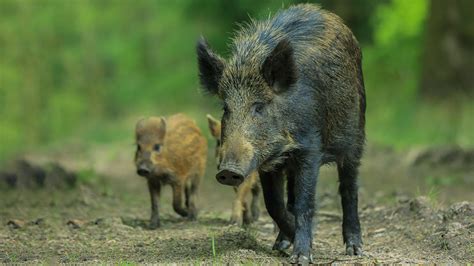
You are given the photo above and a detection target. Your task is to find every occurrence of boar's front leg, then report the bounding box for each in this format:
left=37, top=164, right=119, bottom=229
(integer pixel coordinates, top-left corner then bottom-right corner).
left=148, top=179, right=161, bottom=229
left=273, top=174, right=294, bottom=251
left=289, top=152, right=321, bottom=264
left=172, top=182, right=189, bottom=218
left=260, top=169, right=295, bottom=247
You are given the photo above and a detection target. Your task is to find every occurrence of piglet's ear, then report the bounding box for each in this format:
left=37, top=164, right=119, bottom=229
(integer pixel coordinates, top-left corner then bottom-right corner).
left=135, top=118, right=146, bottom=132
left=158, top=117, right=167, bottom=137
left=206, top=114, right=221, bottom=139
left=261, top=39, right=297, bottom=93
left=135, top=118, right=147, bottom=141
left=197, top=37, right=225, bottom=95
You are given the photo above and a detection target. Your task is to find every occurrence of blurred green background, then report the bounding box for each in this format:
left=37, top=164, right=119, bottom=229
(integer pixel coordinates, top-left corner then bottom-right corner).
left=0, top=0, right=473, bottom=161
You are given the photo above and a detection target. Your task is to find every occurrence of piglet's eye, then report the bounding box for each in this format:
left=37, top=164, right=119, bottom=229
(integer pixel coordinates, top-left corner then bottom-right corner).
left=251, top=102, right=265, bottom=116
left=153, top=144, right=161, bottom=152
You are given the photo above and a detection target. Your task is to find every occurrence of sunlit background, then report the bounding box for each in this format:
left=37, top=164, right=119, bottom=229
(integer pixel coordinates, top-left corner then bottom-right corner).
left=1, top=0, right=472, bottom=162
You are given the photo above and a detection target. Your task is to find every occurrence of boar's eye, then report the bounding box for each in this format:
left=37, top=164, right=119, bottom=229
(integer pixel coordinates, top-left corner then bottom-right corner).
left=251, top=102, right=265, bottom=117
left=153, top=144, right=161, bottom=152
left=137, top=145, right=141, bottom=152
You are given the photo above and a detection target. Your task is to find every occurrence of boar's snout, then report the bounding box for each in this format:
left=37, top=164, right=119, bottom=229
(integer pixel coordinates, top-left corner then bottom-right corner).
left=136, top=164, right=151, bottom=177
left=216, top=167, right=244, bottom=186
left=216, top=137, right=255, bottom=186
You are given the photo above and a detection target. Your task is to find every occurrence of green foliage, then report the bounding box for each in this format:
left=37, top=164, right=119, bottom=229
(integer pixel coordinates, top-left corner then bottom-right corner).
left=374, top=0, right=428, bottom=46
left=0, top=0, right=209, bottom=160
left=425, top=175, right=458, bottom=187
left=0, top=0, right=472, bottom=161
left=364, top=0, right=473, bottom=147
left=76, top=168, right=100, bottom=185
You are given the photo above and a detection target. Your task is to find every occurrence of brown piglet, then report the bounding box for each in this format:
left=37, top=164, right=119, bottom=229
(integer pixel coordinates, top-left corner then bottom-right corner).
left=135, top=114, right=207, bottom=229
left=207, top=114, right=260, bottom=226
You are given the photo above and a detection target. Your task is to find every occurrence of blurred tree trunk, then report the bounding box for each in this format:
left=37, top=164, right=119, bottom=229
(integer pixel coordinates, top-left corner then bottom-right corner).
left=318, top=0, right=387, bottom=44
left=420, top=0, right=474, bottom=99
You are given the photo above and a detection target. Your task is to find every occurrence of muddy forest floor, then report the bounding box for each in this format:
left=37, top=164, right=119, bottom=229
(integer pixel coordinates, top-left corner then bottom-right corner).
left=0, top=142, right=473, bottom=264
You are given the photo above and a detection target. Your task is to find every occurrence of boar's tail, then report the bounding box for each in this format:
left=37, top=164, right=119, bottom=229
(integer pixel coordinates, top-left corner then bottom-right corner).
left=357, top=52, right=366, bottom=131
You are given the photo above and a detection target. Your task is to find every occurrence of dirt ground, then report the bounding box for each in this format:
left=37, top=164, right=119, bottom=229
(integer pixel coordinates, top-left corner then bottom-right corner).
left=1, top=142, right=473, bottom=264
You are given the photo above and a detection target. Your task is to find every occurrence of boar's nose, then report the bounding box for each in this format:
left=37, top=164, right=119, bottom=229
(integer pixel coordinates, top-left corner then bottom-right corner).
left=216, top=168, right=244, bottom=186
left=137, top=165, right=151, bottom=177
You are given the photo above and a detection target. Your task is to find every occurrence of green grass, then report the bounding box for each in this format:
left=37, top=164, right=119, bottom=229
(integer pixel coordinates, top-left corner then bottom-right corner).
left=415, top=186, right=440, bottom=207
left=118, top=261, right=137, bottom=266
left=211, top=232, right=217, bottom=258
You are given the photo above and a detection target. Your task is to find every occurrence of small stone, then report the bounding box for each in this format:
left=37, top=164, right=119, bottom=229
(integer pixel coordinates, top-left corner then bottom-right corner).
left=7, top=219, right=26, bottom=229
left=371, top=228, right=387, bottom=237
left=31, top=218, right=45, bottom=225
left=67, top=219, right=87, bottom=229
left=409, top=196, right=431, bottom=213
left=262, top=223, right=274, bottom=229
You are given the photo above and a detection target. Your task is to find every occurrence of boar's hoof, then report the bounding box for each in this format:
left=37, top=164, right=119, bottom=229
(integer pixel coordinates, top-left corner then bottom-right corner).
left=272, top=231, right=292, bottom=251
left=345, top=243, right=363, bottom=256
left=272, top=239, right=291, bottom=251
left=187, top=213, right=197, bottom=221
left=289, top=253, right=313, bottom=265
left=149, top=220, right=160, bottom=230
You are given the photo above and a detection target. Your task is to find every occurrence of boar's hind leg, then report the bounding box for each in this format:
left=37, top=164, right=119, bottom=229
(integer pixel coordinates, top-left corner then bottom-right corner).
left=260, top=170, right=296, bottom=249
left=172, top=183, right=189, bottom=218
left=148, top=179, right=161, bottom=229
left=337, top=159, right=362, bottom=255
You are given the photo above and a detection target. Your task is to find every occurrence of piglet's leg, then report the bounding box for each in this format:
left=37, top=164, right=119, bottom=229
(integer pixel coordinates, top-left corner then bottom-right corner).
left=148, top=179, right=161, bottom=229
left=250, top=176, right=261, bottom=222
left=172, top=183, right=189, bottom=218
left=185, top=175, right=200, bottom=220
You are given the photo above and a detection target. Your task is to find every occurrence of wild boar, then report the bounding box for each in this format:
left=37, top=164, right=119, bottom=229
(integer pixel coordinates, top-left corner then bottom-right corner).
left=135, top=114, right=207, bottom=229
left=197, top=4, right=365, bottom=263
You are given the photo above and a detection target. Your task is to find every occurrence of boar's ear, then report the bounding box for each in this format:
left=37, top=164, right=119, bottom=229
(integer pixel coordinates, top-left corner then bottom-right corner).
left=206, top=114, right=221, bottom=139
left=261, top=39, right=296, bottom=93
left=197, top=37, right=225, bottom=95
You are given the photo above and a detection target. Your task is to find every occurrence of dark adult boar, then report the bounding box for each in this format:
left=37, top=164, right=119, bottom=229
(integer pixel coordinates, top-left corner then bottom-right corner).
left=135, top=114, right=207, bottom=229
left=207, top=114, right=260, bottom=226
left=197, top=4, right=365, bottom=263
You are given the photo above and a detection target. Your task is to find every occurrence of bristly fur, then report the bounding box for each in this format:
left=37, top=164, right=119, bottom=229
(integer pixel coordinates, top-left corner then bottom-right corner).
left=197, top=4, right=366, bottom=261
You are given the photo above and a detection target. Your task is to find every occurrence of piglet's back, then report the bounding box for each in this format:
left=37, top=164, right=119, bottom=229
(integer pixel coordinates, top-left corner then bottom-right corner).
left=164, top=114, right=207, bottom=176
